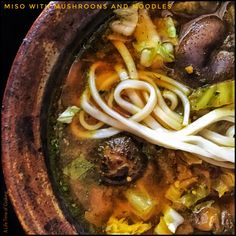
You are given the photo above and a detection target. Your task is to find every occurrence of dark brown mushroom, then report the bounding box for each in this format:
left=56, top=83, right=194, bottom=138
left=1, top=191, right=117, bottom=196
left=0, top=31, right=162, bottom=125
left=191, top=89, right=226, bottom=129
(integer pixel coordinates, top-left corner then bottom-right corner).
left=208, top=50, right=235, bottom=83
left=176, top=15, right=226, bottom=69
left=96, top=135, right=147, bottom=185
left=174, top=2, right=234, bottom=88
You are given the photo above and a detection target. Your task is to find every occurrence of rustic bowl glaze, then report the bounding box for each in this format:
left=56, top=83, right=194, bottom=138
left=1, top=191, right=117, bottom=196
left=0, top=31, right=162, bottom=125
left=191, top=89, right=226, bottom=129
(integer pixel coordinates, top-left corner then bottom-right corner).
left=1, top=1, right=111, bottom=234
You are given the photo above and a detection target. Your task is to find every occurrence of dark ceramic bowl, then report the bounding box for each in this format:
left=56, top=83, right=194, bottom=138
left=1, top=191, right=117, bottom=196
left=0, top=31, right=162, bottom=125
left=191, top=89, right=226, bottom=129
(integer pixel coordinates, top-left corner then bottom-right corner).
left=1, top=1, right=112, bottom=234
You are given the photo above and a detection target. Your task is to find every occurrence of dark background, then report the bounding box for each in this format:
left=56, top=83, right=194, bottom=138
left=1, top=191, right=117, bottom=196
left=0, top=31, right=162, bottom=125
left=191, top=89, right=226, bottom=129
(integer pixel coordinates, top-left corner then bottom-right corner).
left=0, top=1, right=49, bottom=235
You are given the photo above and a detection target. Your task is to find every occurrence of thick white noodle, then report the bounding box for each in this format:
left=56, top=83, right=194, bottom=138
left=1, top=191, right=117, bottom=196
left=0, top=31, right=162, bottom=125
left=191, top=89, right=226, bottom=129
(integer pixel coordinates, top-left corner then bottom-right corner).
left=200, top=129, right=235, bottom=147
left=85, top=62, right=235, bottom=164
left=226, top=125, right=235, bottom=138
left=114, top=79, right=157, bottom=122
left=140, top=71, right=191, bottom=95
left=154, top=80, right=190, bottom=126
left=115, top=63, right=162, bottom=130
left=79, top=110, right=104, bottom=130
left=197, top=155, right=234, bottom=169
left=112, top=40, right=138, bottom=79
left=177, top=107, right=234, bottom=136
left=162, top=90, right=179, bottom=110
left=179, top=135, right=234, bottom=162
left=139, top=74, right=183, bottom=124
left=91, top=127, right=121, bottom=138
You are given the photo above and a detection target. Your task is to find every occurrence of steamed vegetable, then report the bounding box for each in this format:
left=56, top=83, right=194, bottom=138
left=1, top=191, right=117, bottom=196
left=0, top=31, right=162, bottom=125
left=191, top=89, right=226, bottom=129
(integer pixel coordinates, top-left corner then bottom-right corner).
left=165, top=183, right=183, bottom=202
left=105, top=216, right=151, bottom=235
left=110, top=6, right=138, bottom=36
left=165, top=177, right=198, bottom=203
left=125, top=187, right=157, bottom=220
left=154, top=17, right=178, bottom=45
left=57, top=106, right=80, bottom=124
left=179, top=184, right=209, bottom=208
left=154, top=206, right=184, bottom=234
left=154, top=217, right=172, bottom=235
left=133, top=9, right=177, bottom=67
left=163, top=206, right=184, bottom=233
left=63, top=156, right=94, bottom=180
left=189, top=80, right=235, bottom=111
left=212, top=170, right=235, bottom=197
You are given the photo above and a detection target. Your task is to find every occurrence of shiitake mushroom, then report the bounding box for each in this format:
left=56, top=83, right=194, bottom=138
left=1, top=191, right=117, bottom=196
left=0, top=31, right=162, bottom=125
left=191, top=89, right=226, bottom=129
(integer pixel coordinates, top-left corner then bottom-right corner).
left=176, top=15, right=226, bottom=70
left=174, top=2, right=234, bottom=88
left=95, top=135, right=147, bottom=185
left=208, top=50, right=234, bottom=83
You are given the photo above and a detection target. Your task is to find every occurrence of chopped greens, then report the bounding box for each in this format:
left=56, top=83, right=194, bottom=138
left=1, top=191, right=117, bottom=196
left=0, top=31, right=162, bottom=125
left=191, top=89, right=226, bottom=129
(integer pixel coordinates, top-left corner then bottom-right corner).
left=163, top=206, right=184, bottom=233
left=154, top=17, right=178, bottom=44
left=212, top=171, right=235, bottom=197
left=155, top=206, right=184, bottom=234
left=125, top=187, right=157, bottom=220
left=133, top=10, right=177, bottom=67
left=63, top=156, right=94, bottom=180
left=57, top=106, right=80, bottom=124
left=189, top=80, right=235, bottom=111
left=179, top=184, right=209, bottom=208
left=154, top=216, right=172, bottom=235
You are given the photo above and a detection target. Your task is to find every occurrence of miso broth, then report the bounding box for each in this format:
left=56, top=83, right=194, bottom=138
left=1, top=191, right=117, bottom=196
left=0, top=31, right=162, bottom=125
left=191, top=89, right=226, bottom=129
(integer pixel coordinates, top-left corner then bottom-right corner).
left=48, top=2, right=235, bottom=235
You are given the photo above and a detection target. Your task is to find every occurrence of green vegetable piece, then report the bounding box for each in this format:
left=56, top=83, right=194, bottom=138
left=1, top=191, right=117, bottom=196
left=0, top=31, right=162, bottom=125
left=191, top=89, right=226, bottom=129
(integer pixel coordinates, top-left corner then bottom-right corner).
left=154, top=217, right=172, bottom=235
left=195, top=85, right=216, bottom=109
left=133, top=10, right=176, bottom=67
left=57, top=106, right=80, bottom=124
left=179, top=184, right=209, bottom=208
left=154, top=17, right=178, bottom=45
left=163, top=206, right=184, bottom=233
left=63, top=156, right=94, bottom=180
left=212, top=171, right=235, bottom=197
left=125, top=188, right=156, bottom=220
left=165, top=184, right=183, bottom=202
left=156, top=43, right=175, bottom=62
left=189, top=80, right=235, bottom=111
left=212, top=80, right=234, bottom=107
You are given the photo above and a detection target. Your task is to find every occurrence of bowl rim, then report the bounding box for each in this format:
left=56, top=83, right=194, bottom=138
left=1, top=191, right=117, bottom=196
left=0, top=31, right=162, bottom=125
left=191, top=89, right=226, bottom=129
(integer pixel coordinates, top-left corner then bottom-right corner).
left=1, top=1, right=107, bottom=234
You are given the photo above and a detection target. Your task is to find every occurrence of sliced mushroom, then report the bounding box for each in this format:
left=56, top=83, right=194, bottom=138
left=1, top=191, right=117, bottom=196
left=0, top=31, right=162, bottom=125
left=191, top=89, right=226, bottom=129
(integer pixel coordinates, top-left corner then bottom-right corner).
left=96, top=135, right=147, bottom=185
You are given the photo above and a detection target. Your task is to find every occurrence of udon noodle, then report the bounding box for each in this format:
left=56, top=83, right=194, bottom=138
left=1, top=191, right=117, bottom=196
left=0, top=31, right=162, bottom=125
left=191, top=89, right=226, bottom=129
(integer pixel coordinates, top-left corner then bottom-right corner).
left=69, top=40, right=234, bottom=168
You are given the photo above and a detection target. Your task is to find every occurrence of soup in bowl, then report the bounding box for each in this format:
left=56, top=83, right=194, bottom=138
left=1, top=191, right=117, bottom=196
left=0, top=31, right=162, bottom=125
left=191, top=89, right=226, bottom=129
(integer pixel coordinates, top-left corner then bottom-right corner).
left=47, top=1, right=235, bottom=235
left=2, top=1, right=234, bottom=235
